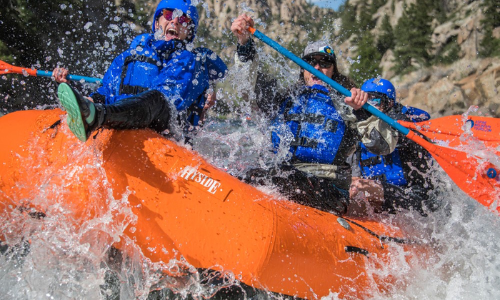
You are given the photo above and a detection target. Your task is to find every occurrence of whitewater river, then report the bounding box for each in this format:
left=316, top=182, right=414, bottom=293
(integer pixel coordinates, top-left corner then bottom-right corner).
left=194, top=113, right=500, bottom=300
left=1, top=99, right=499, bottom=300
left=1, top=30, right=500, bottom=300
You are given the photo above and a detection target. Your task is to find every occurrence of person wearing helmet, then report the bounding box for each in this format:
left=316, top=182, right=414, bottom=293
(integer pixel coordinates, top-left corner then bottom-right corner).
left=348, top=78, right=439, bottom=216
left=230, top=14, right=398, bottom=215
left=53, top=0, right=227, bottom=143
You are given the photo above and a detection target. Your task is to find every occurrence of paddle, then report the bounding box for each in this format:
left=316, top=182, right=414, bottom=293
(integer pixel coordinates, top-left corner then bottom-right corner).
left=247, top=26, right=500, bottom=213
left=0, top=59, right=102, bottom=83
left=399, top=116, right=500, bottom=156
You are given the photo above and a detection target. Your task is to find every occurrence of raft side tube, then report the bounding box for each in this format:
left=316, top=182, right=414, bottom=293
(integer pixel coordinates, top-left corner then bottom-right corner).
left=0, top=109, right=420, bottom=299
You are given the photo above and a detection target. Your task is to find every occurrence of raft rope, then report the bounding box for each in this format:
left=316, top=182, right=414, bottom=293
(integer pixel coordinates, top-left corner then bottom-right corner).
left=344, top=217, right=420, bottom=245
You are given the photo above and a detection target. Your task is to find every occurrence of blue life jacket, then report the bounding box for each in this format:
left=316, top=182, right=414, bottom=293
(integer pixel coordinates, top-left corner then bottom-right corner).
left=92, top=34, right=227, bottom=125
left=359, top=145, right=408, bottom=185
left=93, top=34, right=169, bottom=104
left=359, top=106, right=431, bottom=186
left=271, top=85, right=347, bottom=164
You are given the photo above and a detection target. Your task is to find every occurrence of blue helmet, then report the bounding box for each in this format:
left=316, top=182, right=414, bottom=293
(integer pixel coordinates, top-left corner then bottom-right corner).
left=152, top=0, right=199, bottom=42
left=361, top=78, right=396, bottom=102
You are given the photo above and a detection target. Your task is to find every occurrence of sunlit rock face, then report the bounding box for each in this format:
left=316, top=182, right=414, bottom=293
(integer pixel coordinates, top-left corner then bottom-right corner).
left=324, top=0, right=499, bottom=118
left=392, top=58, right=500, bottom=118
left=190, top=0, right=498, bottom=118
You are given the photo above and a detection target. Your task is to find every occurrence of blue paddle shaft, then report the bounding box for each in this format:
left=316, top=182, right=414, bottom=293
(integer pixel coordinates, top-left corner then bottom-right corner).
left=251, top=29, right=410, bottom=136
left=36, top=70, right=102, bottom=84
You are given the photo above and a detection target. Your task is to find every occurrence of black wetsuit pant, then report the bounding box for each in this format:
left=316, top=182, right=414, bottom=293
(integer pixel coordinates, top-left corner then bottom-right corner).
left=244, top=165, right=349, bottom=215
left=382, top=182, right=440, bottom=216
left=100, top=90, right=172, bottom=133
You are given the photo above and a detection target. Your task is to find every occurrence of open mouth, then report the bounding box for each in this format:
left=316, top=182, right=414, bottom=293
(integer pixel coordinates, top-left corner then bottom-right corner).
left=165, top=28, right=179, bottom=39
left=311, top=75, right=322, bottom=82
left=308, top=75, right=326, bottom=86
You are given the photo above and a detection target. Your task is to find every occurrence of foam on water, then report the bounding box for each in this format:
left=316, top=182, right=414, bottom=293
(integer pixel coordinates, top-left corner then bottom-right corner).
left=0, top=123, right=242, bottom=300
left=191, top=50, right=500, bottom=299
left=193, top=119, right=500, bottom=300
left=1, top=100, right=499, bottom=299
left=2, top=3, right=500, bottom=299
left=2, top=55, right=500, bottom=300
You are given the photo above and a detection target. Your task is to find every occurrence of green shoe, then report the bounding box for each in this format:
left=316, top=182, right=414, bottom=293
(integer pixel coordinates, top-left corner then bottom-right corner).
left=57, top=83, right=96, bottom=142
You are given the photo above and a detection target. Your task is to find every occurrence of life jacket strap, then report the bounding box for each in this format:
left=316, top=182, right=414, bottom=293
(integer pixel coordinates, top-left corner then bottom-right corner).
left=119, top=84, right=149, bottom=95
left=290, top=136, right=318, bottom=148
left=360, top=155, right=383, bottom=167
left=119, top=55, right=161, bottom=95
left=286, top=113, right=339, bottom=133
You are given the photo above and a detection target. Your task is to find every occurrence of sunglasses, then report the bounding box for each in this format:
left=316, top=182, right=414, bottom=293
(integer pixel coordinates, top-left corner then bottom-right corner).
left=305, top=58, right=333, bottom=69
left=367, top=92, right=390, bottom=106
left=163, top=9, right=191, bottom=24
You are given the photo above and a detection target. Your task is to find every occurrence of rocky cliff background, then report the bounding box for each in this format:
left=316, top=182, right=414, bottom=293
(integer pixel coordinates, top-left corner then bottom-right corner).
left=336, top=0, right=500, bottom=118
left=177, top=0, right=500, bottom=118
left=0, top=0, right=498, bottom=118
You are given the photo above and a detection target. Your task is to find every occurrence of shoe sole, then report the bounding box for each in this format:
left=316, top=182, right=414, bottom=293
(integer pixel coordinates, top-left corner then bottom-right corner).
left=58, top=83, right=88, bottom=142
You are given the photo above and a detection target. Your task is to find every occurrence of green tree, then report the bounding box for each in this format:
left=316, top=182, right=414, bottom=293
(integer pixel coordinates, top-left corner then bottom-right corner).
left=377, top=15, right=395, bottom=54
left=358, top=1, right=376, bottom=31
left=434, top=36, right=460, bottom=65
left=339, top=0, right=358, bottom=42
left=0, top=0, right=147, bottom=112
left=339, top=0, right=381, bottom=43
left=479, top=0, right=500, bottom=57
left=349, top=33, right=382, bottom=86
left=0, top=41, right=12, bottom=62
left=392, top=0, right=434, bottom=74
left=371, top=0, right=386, bottom=15
left=432, top=0, right=448, bottom=23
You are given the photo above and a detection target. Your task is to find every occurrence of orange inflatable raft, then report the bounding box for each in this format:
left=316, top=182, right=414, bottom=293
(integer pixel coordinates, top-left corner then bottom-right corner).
left=0, top=109, right=424, bottom=299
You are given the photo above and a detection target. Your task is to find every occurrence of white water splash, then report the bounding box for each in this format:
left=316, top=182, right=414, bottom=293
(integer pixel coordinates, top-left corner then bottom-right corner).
left=2, top=3, right=500, bottom=300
